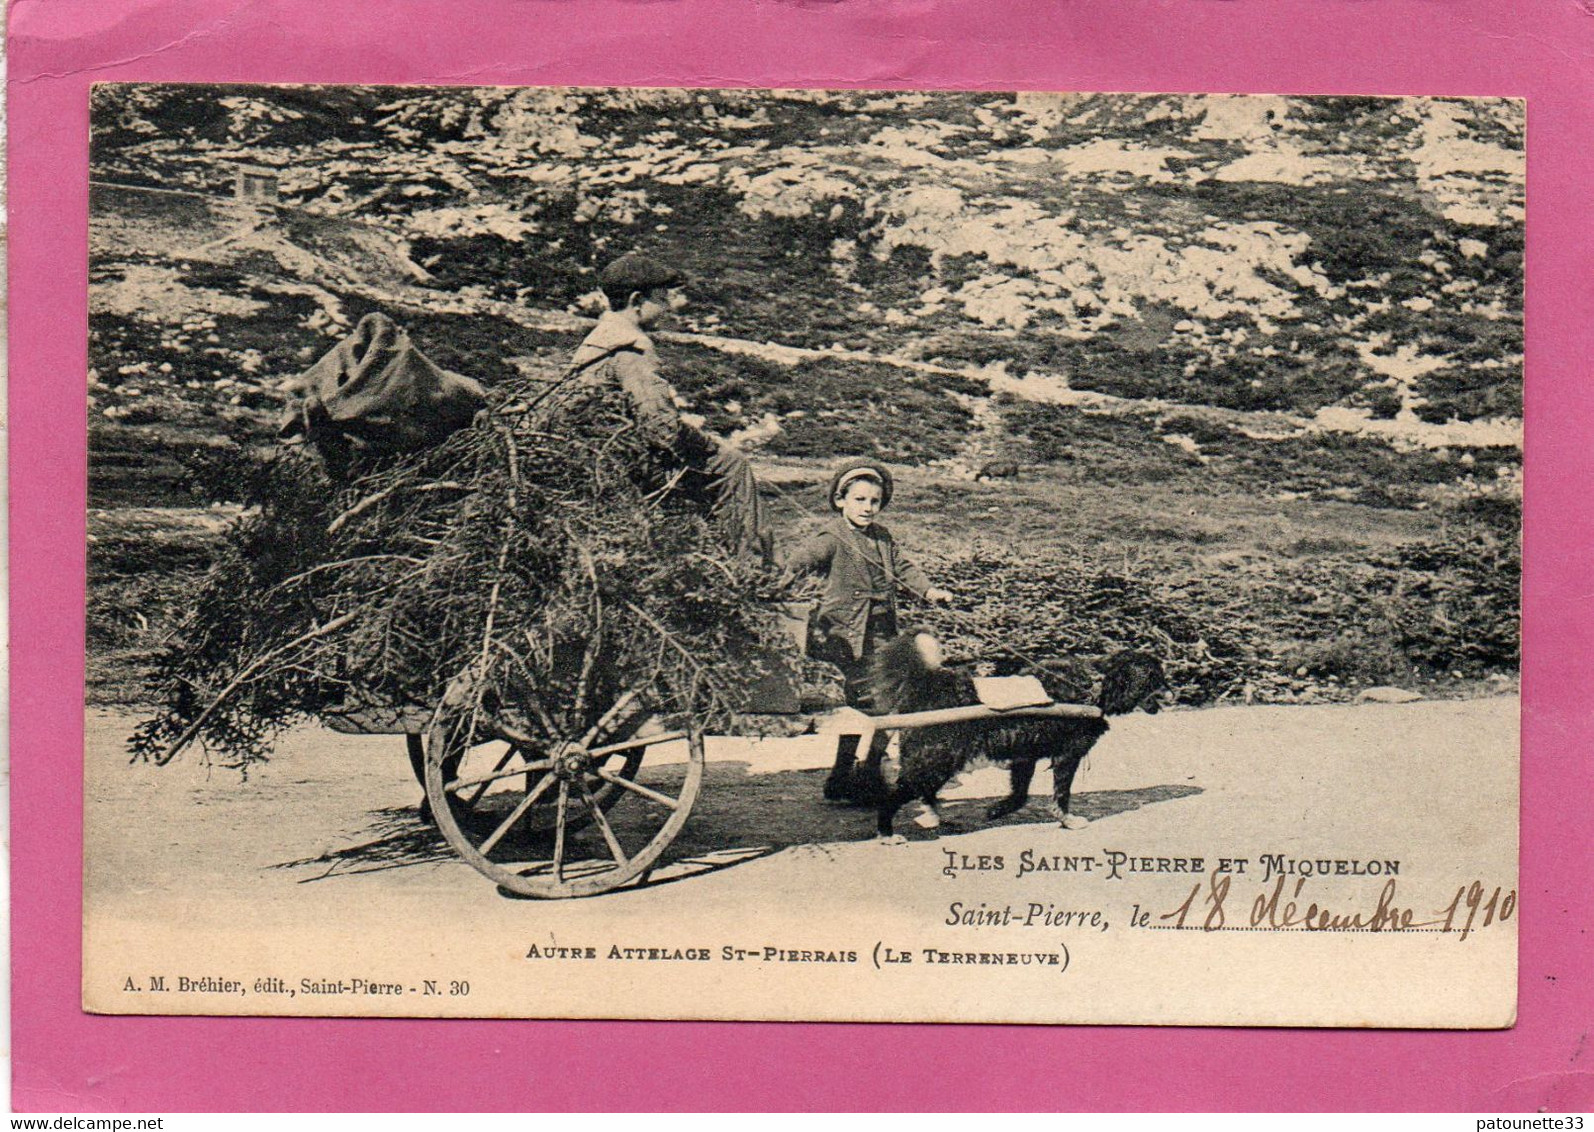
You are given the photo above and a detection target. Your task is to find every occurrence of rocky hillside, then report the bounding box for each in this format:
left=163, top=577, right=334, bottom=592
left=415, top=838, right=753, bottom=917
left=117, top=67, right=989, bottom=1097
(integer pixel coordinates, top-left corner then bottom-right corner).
left=86, top=86, right=1522, bottom=707
left=90, top=87, right=1522, bottom=451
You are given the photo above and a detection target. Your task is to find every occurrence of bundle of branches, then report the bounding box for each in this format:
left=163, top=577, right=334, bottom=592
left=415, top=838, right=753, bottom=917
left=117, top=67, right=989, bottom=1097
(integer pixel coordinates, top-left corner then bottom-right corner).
left=130, top=390, right=795, bottom=770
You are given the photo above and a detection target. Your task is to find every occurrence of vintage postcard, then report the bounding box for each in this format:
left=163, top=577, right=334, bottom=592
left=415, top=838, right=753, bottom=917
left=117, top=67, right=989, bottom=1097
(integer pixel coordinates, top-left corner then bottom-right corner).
left=83, top=85, right=1521, bottom=1027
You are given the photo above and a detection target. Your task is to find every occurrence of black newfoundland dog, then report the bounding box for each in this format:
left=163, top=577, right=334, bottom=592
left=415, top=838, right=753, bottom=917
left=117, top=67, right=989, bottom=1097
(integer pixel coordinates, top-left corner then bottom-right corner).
left=870, top=632, right=1166, bottom=838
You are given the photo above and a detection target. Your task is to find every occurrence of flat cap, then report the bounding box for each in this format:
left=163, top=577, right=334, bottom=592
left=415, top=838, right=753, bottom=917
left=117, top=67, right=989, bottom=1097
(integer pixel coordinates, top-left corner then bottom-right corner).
left=599, top=252, right=685, bottom=293
left=828, top=458, right=894, bottom=510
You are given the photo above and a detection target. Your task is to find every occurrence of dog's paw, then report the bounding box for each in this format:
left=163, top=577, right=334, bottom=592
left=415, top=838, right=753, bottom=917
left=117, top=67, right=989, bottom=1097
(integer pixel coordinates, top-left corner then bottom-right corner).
left=1059, top=813, right=1090, bottom=831
left=911, top=806, right=942, bottom=830
left=875, top=833, right=908, bottom=846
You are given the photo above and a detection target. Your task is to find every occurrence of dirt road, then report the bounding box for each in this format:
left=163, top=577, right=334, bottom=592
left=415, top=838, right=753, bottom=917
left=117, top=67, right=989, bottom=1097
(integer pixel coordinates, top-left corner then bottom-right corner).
left=83, top=696, right=1518, bottom=1026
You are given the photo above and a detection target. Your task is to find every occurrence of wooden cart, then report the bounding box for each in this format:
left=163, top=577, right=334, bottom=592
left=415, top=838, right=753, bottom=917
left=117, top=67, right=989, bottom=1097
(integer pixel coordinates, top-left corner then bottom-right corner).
left=326, top=656, right=1101, bottom=901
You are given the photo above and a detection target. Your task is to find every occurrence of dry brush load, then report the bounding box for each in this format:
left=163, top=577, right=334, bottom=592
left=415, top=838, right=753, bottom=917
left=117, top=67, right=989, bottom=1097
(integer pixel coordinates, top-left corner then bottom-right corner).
left=130, top=386, right=797, bottom=770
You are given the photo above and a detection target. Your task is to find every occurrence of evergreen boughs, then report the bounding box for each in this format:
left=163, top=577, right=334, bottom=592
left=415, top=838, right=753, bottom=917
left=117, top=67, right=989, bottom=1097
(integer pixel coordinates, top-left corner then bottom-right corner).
left=129, top=390, right=793, bottom=769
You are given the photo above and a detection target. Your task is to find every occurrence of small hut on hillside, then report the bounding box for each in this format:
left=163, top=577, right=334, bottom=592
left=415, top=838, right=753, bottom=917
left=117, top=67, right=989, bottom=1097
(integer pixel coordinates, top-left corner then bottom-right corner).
left=233, top=164, right=280, bottom=205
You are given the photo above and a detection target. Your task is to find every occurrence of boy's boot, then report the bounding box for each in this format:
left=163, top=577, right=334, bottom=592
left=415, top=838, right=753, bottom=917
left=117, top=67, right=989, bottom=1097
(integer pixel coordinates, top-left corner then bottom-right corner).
left=823, top=735, right=861, bottom=801
left=823, top=733, right=891, bottom=804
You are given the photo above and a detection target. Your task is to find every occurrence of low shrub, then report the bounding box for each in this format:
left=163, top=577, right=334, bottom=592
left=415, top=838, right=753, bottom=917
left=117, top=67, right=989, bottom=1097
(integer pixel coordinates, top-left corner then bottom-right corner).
left=1279, top=631, right=1408, bottom=685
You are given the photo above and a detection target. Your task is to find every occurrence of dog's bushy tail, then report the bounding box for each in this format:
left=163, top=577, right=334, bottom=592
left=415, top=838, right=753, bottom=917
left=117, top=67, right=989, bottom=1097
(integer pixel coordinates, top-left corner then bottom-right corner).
left=871, top=631, right=938, bottom=714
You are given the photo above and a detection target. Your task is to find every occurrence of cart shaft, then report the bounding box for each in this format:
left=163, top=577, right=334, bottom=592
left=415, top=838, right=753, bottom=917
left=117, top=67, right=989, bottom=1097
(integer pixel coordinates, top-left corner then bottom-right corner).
left=816, top=701, right=1103, bottom=738
left=869, top=701, right=1101, bottom=730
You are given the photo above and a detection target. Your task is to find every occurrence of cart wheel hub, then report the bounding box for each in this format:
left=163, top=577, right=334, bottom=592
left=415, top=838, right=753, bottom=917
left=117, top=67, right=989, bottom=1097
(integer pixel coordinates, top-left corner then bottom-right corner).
left=554, top=745, right=591, bottom=779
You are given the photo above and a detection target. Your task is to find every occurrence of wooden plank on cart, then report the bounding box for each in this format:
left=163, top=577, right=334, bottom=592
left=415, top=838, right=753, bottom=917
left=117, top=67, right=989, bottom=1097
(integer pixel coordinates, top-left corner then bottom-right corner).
left=971, top=675, right=1052, bottom=710
left=324, top=703, right=434, bottom=735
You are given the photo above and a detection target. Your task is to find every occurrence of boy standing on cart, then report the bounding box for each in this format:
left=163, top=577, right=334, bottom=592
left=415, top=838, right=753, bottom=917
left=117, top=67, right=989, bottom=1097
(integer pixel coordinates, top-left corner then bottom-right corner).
left=567, top=252, right=774, bottom=564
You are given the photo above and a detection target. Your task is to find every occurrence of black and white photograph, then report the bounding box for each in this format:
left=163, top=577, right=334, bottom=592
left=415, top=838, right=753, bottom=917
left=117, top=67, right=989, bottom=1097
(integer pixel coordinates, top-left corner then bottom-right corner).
left=83, top=85, right=1521, bottom=1026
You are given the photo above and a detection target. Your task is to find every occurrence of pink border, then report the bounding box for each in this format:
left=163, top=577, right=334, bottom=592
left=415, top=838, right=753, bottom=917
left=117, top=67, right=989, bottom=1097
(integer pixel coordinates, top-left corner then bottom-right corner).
left=11, top=0, right=1592, bottom=1112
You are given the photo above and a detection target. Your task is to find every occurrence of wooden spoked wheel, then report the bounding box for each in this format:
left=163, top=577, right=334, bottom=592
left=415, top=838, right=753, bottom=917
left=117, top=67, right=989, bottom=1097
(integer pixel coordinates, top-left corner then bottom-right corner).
left=408, top=723, right=645, bottom=835
left=424, top=674, right=704, bottom=899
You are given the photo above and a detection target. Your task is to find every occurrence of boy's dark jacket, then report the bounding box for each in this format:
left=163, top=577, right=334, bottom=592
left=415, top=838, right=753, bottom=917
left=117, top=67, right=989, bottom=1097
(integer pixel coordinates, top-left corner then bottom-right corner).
left=783, top=517, right=932, bottom=660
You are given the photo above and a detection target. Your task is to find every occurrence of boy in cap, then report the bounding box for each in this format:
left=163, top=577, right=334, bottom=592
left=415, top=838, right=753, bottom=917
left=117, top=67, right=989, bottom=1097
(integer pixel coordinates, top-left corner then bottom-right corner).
left=567, top=252, right=773, bottom=562
left=782, top=458, right=951, bottom=801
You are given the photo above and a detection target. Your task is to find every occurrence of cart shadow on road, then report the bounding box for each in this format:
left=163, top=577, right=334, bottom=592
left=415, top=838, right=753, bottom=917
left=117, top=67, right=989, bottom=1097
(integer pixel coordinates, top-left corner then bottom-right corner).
left=657, top=765, right=1203, bottom=866
left=591, top=767, right=1204, bottom=899
left=272, top=803, right=460, bottom=881
left=270, top=762, right=1201, bottom=890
